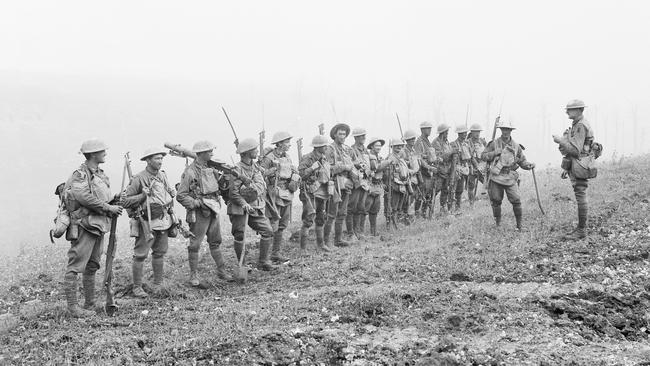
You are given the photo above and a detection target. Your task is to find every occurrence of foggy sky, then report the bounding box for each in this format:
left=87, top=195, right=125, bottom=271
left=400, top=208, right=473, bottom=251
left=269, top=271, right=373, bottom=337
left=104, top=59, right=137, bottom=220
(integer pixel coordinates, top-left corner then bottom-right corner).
left=1, top=0, right=649, bottom=255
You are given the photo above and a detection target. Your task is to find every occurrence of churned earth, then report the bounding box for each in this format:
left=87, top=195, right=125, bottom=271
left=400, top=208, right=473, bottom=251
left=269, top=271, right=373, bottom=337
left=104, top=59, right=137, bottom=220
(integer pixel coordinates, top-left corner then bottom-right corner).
left=1, top=156, right=650, bottom=365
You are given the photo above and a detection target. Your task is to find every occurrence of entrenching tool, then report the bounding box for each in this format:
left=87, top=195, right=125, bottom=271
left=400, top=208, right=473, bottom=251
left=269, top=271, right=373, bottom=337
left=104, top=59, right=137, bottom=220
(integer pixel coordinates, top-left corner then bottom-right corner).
left=236, top=240, right=248, bottom=283
left=531, top=168, right=545, bottom=215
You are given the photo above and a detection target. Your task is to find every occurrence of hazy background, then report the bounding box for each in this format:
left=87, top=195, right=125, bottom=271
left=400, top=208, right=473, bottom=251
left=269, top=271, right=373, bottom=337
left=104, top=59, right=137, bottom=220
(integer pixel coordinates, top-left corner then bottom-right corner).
left=1, top=0, right=649, bottom=256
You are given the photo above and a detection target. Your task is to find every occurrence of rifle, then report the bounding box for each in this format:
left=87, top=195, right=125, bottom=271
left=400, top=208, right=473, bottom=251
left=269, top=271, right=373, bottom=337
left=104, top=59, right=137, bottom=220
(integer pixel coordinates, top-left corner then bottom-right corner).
left=125, top=153, right=154, bottom=241
left=396, top=113, right=404, bottom=139
left=222, top=107, right=239, bottom=147
left=259, top=129, right=265, bottom=159
left=485, top=95, right=505, bottom=188
left=318, top=123, right=325, bottom=136
left=296, top=138, right=303, bottom=162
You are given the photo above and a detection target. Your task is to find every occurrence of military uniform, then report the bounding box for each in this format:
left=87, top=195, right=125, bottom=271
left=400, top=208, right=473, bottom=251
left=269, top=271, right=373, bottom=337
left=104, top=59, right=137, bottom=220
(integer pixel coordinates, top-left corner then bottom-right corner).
left=228, top=157, right=275, bottom=270
left=347, top=141, right=371, bottom=238
left=467, top=134, right=487, bottom=206
left=298, top=139, right=332, bottom=250
left=123, top=162, right=175, bottom=295
left=482, top=133, right=534, bottom=228
left=324, top=141, right=355, bottom=247
left=450, top=131, right=472, bottom=211
left=399, top=142, right=420, bottom=223
left=432, top=132, right=454, bottom=212
left=384, top=146, right=409, bottom=228
left=177, top=157, right=230, bottom=283
left=413, top=134, right=438, bottom=217
left=260, top=147, right=299, bottom=261
left=364, top=139, right=388, bottom=236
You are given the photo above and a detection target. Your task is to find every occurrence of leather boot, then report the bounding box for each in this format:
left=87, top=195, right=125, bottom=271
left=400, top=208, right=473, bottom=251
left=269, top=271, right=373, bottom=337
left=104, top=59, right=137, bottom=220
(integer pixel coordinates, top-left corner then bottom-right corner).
left=188, top=250, right=200, bottom=286
left=234, top=240, right=245, bottom=264
left=369, top=214, right=377, bottom=236
left=82, top=273, right=96, bottom=310
left=210, top=249, right=232, bottom=281
left=152, top=257, right=164, bottom=286
left=334, top=223, right=350, bottom=247
left=513, top=205, right=523, bottom=230
left=271, top=231, right=288, bottom=263
left=299, top=227, right=309, bottom=251
left=315, top=225, right=330, bottom=252
left=64, top=273, right=94, bottom=318
left=323, top=221, right=333, bottom=248
left=353, top=214, right=365, bottom=240
left=258, top=237, right=277, bottom=271
left=132, top=260, right=148, bottom=298
left=492, top=206, right=502, bottom=227
left=345, top=214, right=354, bottom=238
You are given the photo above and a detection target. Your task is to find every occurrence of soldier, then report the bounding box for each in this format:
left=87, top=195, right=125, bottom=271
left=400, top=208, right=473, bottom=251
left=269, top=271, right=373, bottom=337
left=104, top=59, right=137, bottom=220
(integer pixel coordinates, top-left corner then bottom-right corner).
left=324, top=123, right=355, bottom=247
left=467, top=123, right=487, bottom=207
left=553, top=99, right=596, bottom=240
left=259, top=131, right=300, bottom=263
left=123, top=147, right=176, bottom=297
left=62, top=139, right=123, bottom=317
left=400, top=130, right=420, bottom=224
left=432, top=123, right=455, bottom=214
left=414, top=121, right=438, bottom=218
left=176, top=141, right=230, bottom=287
left=228, top=138, right=276, bottom=271
left=450, top=125, right=472, bottom=212
left=364, top=137, right=389, bottom=236
left=384, top=138, right=410, bottom=229
left=298, top=135, right=332, bottom=251
left=482, top=120, right=535, bottom=229
left=347, top=127, right=371, bottom=240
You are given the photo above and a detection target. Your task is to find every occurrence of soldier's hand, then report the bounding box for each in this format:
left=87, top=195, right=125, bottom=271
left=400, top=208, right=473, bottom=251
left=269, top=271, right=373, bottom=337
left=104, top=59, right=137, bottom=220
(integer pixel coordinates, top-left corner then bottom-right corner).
left=241, top=176, right=252, bottom=186
left=242, top=203, right=255, bottom=214
left=561, top=170, right=569, bottom=179
left=193, top=199, right=203, bottom=209
left=310, top=161, right=320, bottom=170
left=107, top=205, right=123, bottom=216
left=142, top=186, right=151, bottom=196
left=528, top=163, right=536, bottom=170
left=552, top=135, right=562, bottom=144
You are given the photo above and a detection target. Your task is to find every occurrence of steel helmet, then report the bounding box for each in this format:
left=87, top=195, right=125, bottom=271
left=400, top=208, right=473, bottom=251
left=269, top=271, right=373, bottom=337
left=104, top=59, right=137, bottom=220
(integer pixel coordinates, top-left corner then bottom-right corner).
left=403, top=129, right=418, bottom=141
left=329, top=123, right=350, bottom=140
left=351, top=127, right=367, bottom=137
left=469, top=123, right=483, bottom=132
left=192, top=140, right=215, bottom=153
left=565, top=99, right=586, bottom=110
left=456, top=125, right=469, bottom=134
left=419, top=121, right=433, bottom=129
left=366, top=137, right=385, bottom=149
left=436, top=123, right=451, bottom=134
left=311, top=135, right=329, bottom=148
left=80, top=139, right=108, bottom=154
left=271, top=131, right=293, bottom=144
left=497, top=119, right=516, bottom=130
left=236, top=138, right=260, bottom=154
left=140, top=147, right=167, bottom=161
left=389, top=138, right=405, bottom=147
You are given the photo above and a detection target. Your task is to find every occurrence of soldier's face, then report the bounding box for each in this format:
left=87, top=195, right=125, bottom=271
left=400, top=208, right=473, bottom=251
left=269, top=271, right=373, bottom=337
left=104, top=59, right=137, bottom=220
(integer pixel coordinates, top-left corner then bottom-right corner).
left=147, top=154, right=164, bottom=170
left=355, top=135, right=366, bottom=145
left=470, top=131, right=480, bottom=139
left=439, top=131, right=448, bottom=140
left=422, top=128, right=431, bottom=137
left=314, top=146, right=326, bottom=154
left=197, top=150, right=213, bottom=161
left=500, top=128, right=513, bottom=138
left=277, top=140, right=291, bottom=152
left=371, top=142, right=382, bottom=154
left=392, top=145, right=404, bottom=154
left=91, top=150, right=107, bottom=164
left=406, top=138, right=415, bottom=147
left=335, top=130, right=347, bottom=143
left=458, top=132, right=467, bottom=141
left=566, top=108, right=583, bottom=120
left=248, top=149, right=259, bottom=160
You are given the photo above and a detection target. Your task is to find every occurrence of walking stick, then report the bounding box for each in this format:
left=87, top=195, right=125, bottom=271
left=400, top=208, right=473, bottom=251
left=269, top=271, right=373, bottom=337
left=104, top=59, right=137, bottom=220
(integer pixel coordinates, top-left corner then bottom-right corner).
left=531, top=168, right=545, bottom=215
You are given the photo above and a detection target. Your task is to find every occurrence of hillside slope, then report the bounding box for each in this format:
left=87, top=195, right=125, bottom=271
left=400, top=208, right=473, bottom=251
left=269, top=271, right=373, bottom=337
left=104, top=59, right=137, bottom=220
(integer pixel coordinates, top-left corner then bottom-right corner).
left=1, top=156, right=650, bottom=365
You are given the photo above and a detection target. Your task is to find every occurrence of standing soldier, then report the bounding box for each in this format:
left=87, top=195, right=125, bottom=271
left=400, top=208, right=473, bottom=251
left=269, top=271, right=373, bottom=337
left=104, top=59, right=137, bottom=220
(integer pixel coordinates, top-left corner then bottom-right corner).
left=553, top=99, right=598, bottom=240
left=298, top=135, right=332, bottom=251
left=400, top=130, right=420, bottom=223
left=123, top=147, right=176, bottom=298
left=177, top=141, right=230, bottom=286
left=347, top=128, right=371, bottom=240
left=384, top=138, right=410, bottom=229
left=324, top=123, right=355, bottom=248
left=467, top=123, right=487, bottom=207
left=228, top=138, right=276, bottom=271
left=414, top=121, right=438, bottom=218
left=62, top=139, right=123, bottom=317
left=432, top=123, right=455, bottom=214
left=450, top=125, right=472, bottom=212
left=364, top=137, right=389, bottom=236
left=482, top=120, right=535, bottom=229
left=259, top=131, right=300, bottom=263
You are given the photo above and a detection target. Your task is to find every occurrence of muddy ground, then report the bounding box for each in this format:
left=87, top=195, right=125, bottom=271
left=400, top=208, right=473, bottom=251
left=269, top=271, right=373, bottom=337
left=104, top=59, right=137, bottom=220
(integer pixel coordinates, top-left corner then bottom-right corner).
left=1, top=157, right=650, bottom=365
